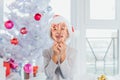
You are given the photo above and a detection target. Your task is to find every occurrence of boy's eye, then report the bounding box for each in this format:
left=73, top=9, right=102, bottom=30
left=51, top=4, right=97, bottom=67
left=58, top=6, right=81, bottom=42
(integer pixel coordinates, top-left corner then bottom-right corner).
left=53, top=24, right=57, bottom=28
left=62, top=23, right=66, bottom=27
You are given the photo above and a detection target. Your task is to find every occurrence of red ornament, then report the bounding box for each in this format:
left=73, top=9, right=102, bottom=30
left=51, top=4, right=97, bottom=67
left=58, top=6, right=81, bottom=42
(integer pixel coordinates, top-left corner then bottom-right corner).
left=20, top=27, right=28, bottom=35
left=10, top=38, right=19, bottom=45
left=34, top=13, right=42, bottom=21
left=4, top=20, right=14, bottom=29
left=72, top=26, right=74, bottom=32
left=9, top=58, right=18, bottom=69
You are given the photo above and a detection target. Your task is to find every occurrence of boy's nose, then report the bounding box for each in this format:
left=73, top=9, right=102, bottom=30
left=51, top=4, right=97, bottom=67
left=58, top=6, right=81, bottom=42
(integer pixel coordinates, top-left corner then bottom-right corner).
left=57, top=25, right=61, bottom=33
left=57, top=29, right=61, bottom=34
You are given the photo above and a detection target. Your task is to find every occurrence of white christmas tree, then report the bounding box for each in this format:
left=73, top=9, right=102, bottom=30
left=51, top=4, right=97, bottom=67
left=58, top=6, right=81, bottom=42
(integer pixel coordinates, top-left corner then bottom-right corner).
left=0, top=0, right=77, bottom=79
left=0, top=0, right=54, bottom=63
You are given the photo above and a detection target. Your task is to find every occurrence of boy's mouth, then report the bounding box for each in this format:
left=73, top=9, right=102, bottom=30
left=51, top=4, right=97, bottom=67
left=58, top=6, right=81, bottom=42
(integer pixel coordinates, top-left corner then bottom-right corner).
left=56, top=35, right=63, bottom=39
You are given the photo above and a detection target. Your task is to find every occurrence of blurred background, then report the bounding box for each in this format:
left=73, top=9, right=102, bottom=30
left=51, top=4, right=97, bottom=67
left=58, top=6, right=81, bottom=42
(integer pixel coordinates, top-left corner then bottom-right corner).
left=0, top=0, right=120, bottom=80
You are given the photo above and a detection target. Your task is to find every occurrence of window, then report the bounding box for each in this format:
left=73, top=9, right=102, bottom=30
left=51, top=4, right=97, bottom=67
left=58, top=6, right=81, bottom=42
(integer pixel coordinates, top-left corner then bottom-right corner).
left=86, top=29, right=119, bottom=75
left=90, top=0, right=116, bottom=20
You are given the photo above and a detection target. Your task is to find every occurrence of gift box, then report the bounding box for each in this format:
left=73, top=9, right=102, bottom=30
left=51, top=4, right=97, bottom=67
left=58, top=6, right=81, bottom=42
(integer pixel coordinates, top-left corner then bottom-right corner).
left=98, top=74, right=107, bottom=80
left=24, top=72, right=30, bottom=79
left=33, top=66, right=38, bottom=77
left=24, top=63, right=32, bottom=79
left=3, top=61, right=11, bottom=77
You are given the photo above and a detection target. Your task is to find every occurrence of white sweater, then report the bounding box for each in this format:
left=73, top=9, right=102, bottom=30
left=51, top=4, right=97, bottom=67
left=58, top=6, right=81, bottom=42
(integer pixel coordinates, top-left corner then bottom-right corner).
left=42, top=46, right=77, bottom=80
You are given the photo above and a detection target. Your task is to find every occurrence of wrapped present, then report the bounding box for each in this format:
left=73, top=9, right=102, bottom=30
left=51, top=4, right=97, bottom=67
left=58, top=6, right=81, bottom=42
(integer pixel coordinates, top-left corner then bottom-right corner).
left=101, top=75, right=107, bottom=80
left=9, top=58, right=18, bottom=69
left=3, top=61, right=11, bottom=77
left=24, top=72, right=30, bottom=79
left=33, top=66, right=38, bottom=77
left=98, top=74, right=107, bottom=80
left=24, top=63, right=32, bottom=79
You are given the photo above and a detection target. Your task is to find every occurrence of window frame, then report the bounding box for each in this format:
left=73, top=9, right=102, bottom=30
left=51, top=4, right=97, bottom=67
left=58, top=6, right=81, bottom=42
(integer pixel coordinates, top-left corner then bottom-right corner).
left=84, top=0, right=120, bottom=28
left=71, top=0, right=120, bottom=75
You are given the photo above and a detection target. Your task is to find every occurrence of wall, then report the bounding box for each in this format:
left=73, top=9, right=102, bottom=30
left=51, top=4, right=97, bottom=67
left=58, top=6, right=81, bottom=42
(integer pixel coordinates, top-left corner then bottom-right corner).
left=71, top=0, right=120, bottom=77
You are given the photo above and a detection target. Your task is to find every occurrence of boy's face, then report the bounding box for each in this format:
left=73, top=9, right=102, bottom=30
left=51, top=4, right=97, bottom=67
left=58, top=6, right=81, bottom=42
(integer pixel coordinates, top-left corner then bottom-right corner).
left=51, top=22, right=69, bottom=43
